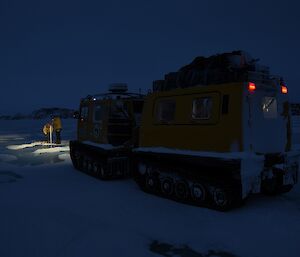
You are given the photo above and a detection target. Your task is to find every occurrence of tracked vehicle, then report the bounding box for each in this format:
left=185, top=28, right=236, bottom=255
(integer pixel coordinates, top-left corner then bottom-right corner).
left=134, top=51, right=299, bottom=210
left=70, top=51, right=298, bottom=210
left=70, top=84, right=144, bottom=179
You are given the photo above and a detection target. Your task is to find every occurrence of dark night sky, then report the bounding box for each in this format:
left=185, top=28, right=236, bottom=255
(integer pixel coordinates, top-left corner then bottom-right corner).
left=1, top=0, right=300, bottom=114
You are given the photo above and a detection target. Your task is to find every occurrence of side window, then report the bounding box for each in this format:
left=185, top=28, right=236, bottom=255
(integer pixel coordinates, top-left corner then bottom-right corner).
left=262, top=97, right=277, bottom=119
left=94, top=105, right=102, bottom=122
left=80, top=106, right=89, bottom=121
left=156, top=100, right=176, bottom=123
left=192, top=97, right=212, bottom=120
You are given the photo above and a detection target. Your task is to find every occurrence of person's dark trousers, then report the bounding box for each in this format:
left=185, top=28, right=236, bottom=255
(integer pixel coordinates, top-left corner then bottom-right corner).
left=45, top=134, right=50, bottom=143
left=55, top=129, right=61, bottom=144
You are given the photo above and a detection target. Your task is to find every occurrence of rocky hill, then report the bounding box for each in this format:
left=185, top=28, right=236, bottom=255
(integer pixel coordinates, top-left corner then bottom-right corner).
left=0, top=107, right=76, bottom=120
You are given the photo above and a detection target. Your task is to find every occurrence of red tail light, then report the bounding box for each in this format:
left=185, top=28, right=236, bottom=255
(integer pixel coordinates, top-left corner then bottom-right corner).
left=281, top=85, right=288, bottom=94
left=248, top=82, right=256, bottom=92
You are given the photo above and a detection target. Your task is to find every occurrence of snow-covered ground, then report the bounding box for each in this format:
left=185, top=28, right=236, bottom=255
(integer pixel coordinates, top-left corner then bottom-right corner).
left=0, top=118, right=300, bottom=257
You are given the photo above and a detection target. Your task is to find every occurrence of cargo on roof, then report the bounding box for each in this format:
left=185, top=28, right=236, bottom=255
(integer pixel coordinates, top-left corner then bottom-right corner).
left=153, top=50, right=273, bottom=92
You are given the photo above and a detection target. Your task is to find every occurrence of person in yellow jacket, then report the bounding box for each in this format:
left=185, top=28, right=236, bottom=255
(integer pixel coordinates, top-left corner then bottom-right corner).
left=52, top=116, right=62, bottom=144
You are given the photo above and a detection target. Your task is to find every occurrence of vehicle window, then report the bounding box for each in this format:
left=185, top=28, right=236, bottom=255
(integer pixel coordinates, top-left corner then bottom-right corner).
left=110, top=101, right=129, bottom=119
left=156, top=100, right=176, bottom=123
left=262, top=97, right=277, bottom=119
left=192, top=97, right=212, bottom=120
left=80, top=106, right=89, bottom=120
left=94, top=105, right=102, bottom=122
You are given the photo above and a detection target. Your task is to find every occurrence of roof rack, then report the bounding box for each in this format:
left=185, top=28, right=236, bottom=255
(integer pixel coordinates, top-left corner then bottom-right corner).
left=81, top=91, right=144, bottom=102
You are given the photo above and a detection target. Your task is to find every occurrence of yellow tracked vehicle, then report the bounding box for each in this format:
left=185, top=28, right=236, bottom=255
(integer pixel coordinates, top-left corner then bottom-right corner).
left=70, top=51, right=299, bottom=210
left=70, top=84, right=144, bottom=179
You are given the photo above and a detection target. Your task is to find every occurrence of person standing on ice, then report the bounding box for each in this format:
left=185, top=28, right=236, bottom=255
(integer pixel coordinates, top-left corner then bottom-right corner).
left=52, top=116, right=62, bottom=144
left=43, top=123, right=53, bottom=143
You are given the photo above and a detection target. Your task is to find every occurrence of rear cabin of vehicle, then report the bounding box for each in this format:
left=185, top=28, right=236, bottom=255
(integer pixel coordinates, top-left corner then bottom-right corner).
left=134, top=78, right=298, bottom=210
left=139, top=83, right=243, bottom=152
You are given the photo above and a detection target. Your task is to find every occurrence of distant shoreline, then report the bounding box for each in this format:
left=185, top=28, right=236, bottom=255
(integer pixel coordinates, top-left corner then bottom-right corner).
left=0, top=107, right=76, bottom=120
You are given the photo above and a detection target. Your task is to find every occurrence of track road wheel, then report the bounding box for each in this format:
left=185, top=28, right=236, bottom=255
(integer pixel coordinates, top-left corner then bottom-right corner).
left=92, top=162, right=99, bottom=176
left=98, top=165, right=108, bottom=180
left=145, top=174, right=158, bottom=192
left=175, top=180, right=189, bottom=200
left=87, top=159, right=93, bottom=173
left=191, top=183, right=206, bottom=203
left=211, top=187, right=232, bottom=211
left=160, top=177, right=174, bottom=197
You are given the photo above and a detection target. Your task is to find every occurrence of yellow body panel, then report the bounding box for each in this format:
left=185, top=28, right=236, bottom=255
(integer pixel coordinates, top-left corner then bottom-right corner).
left=140, top=83, right=244, bottom=152
left=77, top=100, right=110, bottom=143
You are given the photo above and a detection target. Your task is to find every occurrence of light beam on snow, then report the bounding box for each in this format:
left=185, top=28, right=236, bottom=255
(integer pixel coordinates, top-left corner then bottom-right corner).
left=33, top=146, right=69, bottom=154
left=7, top=141, right=69, bottom=150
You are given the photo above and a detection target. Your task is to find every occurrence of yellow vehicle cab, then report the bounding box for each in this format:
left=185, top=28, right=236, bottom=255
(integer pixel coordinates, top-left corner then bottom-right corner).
left=70, top=84, right=144, bottom=179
